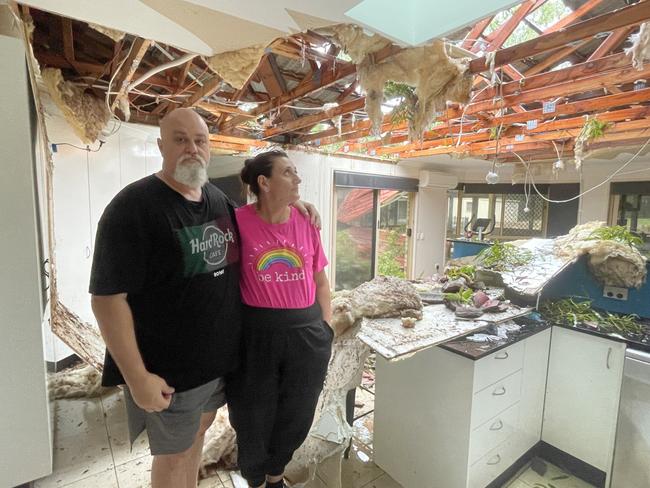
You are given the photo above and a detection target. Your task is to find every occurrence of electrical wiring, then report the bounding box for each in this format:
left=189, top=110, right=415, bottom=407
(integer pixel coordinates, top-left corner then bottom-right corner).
left=50, top=141, right=105, bottom=152
left=510, top=136, right=650, bottom=204
left=455, top=83, right=493, bottom=147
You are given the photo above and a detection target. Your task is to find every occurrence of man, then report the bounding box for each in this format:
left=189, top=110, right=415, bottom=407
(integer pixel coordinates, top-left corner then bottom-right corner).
left=90, top=108, right=318, bottom=488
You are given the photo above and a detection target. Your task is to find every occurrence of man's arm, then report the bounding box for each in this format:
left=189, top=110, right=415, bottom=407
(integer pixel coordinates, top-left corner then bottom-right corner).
left=91, top=294, right=174, bottom=412
left=314, top=270, right=332, bottom=325
left=293, top=200, right=321, bottom=228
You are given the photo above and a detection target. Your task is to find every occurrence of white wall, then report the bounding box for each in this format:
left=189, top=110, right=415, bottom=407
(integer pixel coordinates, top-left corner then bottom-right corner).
left=0, top=30, right=52, bottom=486
left=46, top=108, right=163, bottom=361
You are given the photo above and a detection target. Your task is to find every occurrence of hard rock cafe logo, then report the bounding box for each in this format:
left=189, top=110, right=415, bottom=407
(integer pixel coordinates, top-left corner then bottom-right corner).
left=189, top=226, right=234, bottom=266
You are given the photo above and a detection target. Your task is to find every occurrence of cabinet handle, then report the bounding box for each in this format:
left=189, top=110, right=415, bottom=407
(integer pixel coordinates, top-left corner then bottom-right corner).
left=490, top=419, right=504, bottom=431
left=492, top=386, right=506, bottom=396
left=607, top=347, right=612, bottom=370
left=495, top=351, right=509, bottom=360
left=85, top=246, right=91, bottom=259
left=487, top=454, right=501, bottom=465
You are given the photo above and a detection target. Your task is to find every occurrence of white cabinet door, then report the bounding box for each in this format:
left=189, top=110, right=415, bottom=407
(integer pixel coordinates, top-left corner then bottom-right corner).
left=542, top=327, right=625, bottom=474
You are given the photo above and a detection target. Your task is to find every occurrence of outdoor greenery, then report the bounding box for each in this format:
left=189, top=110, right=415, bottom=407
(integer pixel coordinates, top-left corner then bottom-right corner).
left=443, top=287, right=473, bottom=305
left=540, top=299, right=643, bottom=335
left=580, top=116, right=612, bottom=140
left=377, top=229, right=406, bottom=278
left=483, top=0, right=572, bottom=48
left=383, top=81, right=417, bottom=125
left=335, top=229, right=371, bottom=290
left=446, top=265, right=476, bottom=281
left=588, top=226, right=644, bottom=247
left=477, top=241, right=534, bottom=271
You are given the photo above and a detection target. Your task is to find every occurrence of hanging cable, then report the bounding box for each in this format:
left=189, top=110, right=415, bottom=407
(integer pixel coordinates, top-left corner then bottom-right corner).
left=50, top=141, right=105, bottom=152
left=510, top=136, right=650, bottom=204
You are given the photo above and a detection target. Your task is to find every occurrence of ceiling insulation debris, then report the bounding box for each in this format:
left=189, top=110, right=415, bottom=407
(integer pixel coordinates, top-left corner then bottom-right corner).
left=87, top=22, right=125, bottom=42
left=324, top=23, right=392, bottom=64
left=330, top=275, right=423, bottom=336
left=326, top=24, right=473, bottom=140
left=207, top=44, right=266, bottom=90
left=626, top=21, right=650, bottom=70
left=42, top=68, right=110, bottom=144
left=554, top=222, right=648, bottom=289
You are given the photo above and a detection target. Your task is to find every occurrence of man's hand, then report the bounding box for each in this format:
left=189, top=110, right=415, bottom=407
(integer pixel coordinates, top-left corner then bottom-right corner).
left=128, top=372, right=175, bottom=413
left=293, top=200, right=321, bottom=228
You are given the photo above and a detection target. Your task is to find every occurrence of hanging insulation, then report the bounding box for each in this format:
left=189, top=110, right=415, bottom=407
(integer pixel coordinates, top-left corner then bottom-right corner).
left=207, top=44, right=266, bottom=90
left=42, top=68, right=110, bottom=144
left=327, top=24, right=472, bottom=141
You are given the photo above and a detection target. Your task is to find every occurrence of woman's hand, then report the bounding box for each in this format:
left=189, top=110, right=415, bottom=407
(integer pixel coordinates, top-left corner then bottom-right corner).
left=293, top=200, right=321, bottom=228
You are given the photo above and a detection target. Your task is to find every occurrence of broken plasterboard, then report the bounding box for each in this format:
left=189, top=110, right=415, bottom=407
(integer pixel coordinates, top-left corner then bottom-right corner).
left=358, top=303, right=532, bottom=360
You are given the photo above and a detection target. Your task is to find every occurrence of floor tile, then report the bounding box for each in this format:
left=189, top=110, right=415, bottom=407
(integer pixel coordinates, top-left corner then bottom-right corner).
left=198, top=474, right=224, bottom=487
left=303, top=475, right=328, bottom=488
left=61, top=468, right=119, bottom=487
left=115, top=455, right=153, bottom=488
left=353, top=412, right=374, bottom=450
left=353, top=388, right=375, bottom=419
left=362, top=473, right=403, bottom=488
left=54, top=397, right=106, bottom=439
left=35, top=424, right=114, bottom=487
left=517, top=461, right=596, bottom=488
left=502, top=480, right=530, bottom=488
left=318, top=441, right=385, bottom=488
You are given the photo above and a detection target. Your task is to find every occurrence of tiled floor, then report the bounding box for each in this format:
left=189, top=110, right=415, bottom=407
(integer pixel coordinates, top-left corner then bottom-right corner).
left=35, top=358, right=595, bottom=488
left=503, top=460, right=597, bottom=488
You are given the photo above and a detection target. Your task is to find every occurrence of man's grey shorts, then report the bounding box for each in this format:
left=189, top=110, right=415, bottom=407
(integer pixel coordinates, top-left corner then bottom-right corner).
left=123, top=377, right=226, bottom=455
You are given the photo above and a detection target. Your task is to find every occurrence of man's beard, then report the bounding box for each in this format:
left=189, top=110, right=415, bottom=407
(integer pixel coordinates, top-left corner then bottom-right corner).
left=173, top=155, right=208, bottom=189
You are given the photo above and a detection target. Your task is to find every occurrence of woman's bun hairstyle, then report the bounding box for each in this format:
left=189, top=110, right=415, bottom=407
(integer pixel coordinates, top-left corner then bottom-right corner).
left=239, top=150, right=288, bottom=196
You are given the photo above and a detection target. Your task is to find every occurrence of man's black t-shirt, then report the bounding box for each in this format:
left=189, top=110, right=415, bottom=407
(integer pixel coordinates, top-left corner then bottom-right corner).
left=89, top=175, right=241, bottom=392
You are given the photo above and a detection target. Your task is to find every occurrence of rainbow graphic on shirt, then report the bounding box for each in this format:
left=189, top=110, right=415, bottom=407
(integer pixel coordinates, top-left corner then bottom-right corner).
left=256, top=247, right=304, bottom=271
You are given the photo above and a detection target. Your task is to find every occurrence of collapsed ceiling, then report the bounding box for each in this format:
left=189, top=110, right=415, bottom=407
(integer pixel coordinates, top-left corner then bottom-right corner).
left=15, top=0, right=650, bottom=165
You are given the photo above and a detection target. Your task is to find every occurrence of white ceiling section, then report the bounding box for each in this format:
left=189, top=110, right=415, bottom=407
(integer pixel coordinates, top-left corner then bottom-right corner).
left=21, top=0, right=366, bottom=54
left=21, top=0, right=520, bottom=53
left=20, top=0, right=213, bottom=54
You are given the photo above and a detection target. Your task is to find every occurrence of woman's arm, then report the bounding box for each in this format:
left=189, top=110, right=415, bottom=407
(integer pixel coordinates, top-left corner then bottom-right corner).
left=314, top=270, right=331, bottom=323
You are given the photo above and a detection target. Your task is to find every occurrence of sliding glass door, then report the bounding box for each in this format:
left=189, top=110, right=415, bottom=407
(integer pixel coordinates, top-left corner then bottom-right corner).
left=334, top=187, right=413, bottom=290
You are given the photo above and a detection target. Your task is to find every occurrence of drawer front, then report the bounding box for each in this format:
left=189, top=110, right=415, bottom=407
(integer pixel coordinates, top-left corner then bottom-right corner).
left=469, top=402, right=520, bottom=464
left=471, top=370, right=522, bottom=428
left=468, top=436, right=524, bottom=488
left=474, top=341, right=525, bottom=393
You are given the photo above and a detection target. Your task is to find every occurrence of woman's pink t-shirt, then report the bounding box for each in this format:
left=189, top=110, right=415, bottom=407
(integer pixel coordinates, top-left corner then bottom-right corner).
left=235, top=204, right=328, bottom=309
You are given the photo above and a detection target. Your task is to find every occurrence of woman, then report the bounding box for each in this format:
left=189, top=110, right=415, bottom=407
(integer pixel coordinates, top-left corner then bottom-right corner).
left=228, top=150, right=333, bottom=488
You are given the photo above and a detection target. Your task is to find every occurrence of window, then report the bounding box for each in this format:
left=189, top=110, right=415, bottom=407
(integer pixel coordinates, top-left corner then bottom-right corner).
left=447, top=190, right=547, bottom=239
left=609, top=183, right=650, bottom=256
left=334, top=187, right=414, bottom=290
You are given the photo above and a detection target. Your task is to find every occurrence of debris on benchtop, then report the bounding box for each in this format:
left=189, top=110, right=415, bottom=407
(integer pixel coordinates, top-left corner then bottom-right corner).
left=358, top=300, right=532, bottom=361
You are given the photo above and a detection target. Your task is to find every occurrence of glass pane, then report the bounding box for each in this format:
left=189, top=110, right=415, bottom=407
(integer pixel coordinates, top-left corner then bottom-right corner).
left=494, top=196, right=503, bottom=233
left=459, top=195, right=490, bottom=234
left=447, top=192, right=457, bottom=236
left=501, top=194, right=544, bottom=237
left=377, top=190, right=409, bottom=279
left=617, top=192, right=650, bottom=256
left=335, top=188, right=374, bottom=290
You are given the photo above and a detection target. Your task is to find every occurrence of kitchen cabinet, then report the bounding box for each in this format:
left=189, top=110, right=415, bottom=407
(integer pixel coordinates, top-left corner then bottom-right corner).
left=374, top=328, right=551, bottom=488
left=542, top=326, right=625, bottom=485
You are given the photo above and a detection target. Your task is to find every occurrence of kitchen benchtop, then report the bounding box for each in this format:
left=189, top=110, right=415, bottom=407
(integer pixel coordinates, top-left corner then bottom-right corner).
left=440, top=316, right=650, bottom=360
left=439, top=317, right=551, bottom=360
